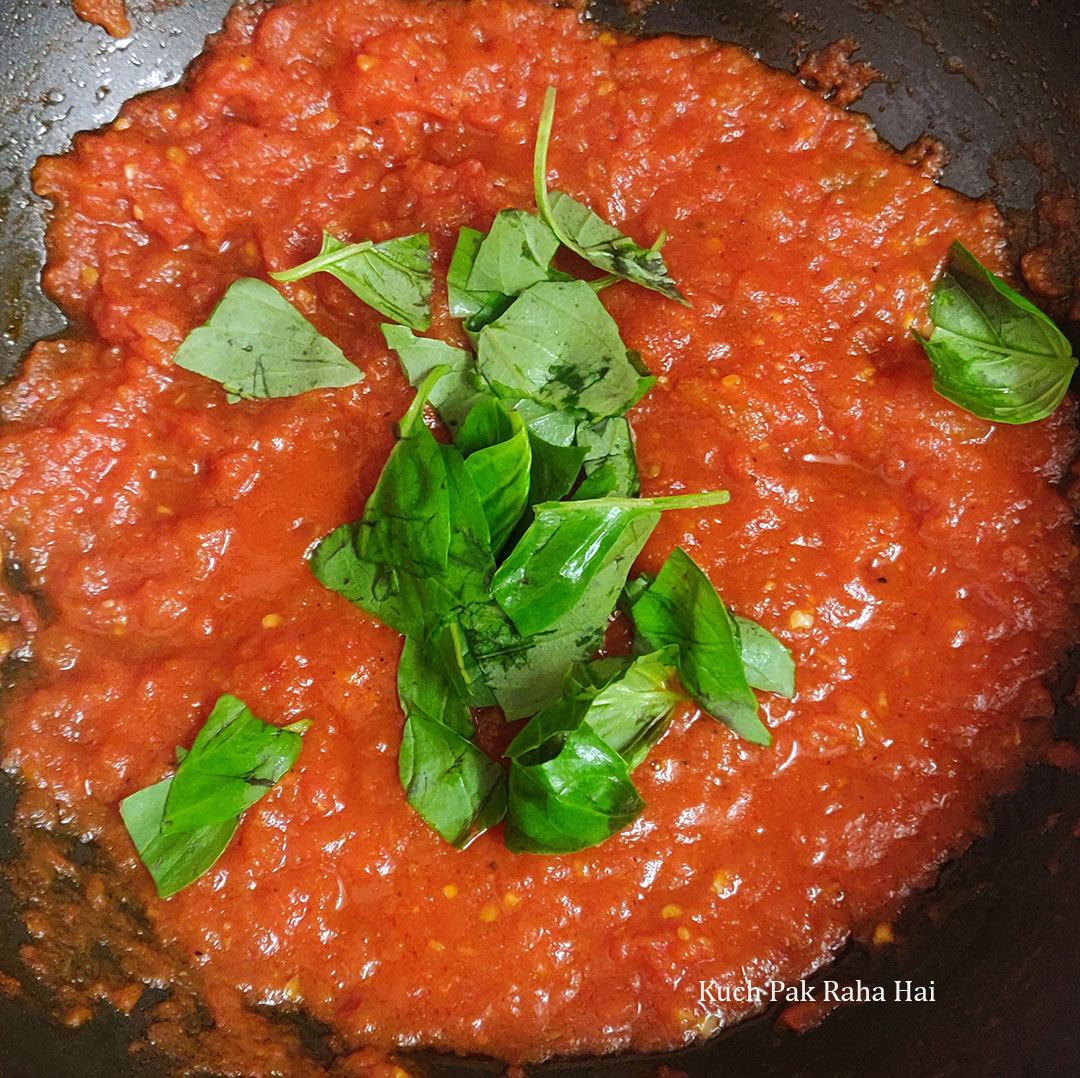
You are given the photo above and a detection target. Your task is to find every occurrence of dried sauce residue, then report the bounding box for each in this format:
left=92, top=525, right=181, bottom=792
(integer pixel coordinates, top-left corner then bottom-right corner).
left=798, top=37, right=882, bottom=107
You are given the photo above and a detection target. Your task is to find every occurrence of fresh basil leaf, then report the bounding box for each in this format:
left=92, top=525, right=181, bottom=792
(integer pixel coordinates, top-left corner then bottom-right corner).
left=919, top=240, right=1077, bottom=424
left=383, top=325, right=487, bottom=436
left=464, top=422, right=532, bottom=554
left=631, top=547, right=770, bottom=746
left=120, top=695, right=308, bottom=897
left=532, top=87, right=687, bottom=305
left=160, top=695, right=308, bottom=834
left=527, top=430, right=589, bottom=507
left=398, top=637, right=473, bottom=738
left=310, top=367, right=454, bottom=638
left=734, top=615, right=795, bottom=698
left=505, top=721, right=643, bottom=855
left=399, top=713, right=506, bottom=848
left=470, top=508, right=659, bottom=719
left=477, top=280, right=644, bottom=419
left=492, top=491, right=729, bottom=639
left=467, top=209, right=561, bottom=296
left=447, top=227, right=514, bottom=332
left=272, top=231, right=432, bottom=332
left=172, top=278, right=362, bottom=401
left=121, top=777, right=239, bottom=899
left=567, top=650, right=684, bottom=770
left=575, top=415, right=640, bottom=498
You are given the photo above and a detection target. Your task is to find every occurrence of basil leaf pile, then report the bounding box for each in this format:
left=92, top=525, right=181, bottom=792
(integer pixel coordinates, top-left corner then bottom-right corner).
left=120, top=695, right=308, bottom=897
left=918, top=241, right=1077, bottom=424
left=172, top=278, right=363, bottom=401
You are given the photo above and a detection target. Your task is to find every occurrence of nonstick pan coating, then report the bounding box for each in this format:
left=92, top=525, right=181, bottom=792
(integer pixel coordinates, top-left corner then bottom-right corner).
left=0, top=2, right=1078, bottom=1076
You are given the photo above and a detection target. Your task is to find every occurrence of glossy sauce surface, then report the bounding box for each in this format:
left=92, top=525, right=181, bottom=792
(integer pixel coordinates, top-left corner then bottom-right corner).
left=2, top=0, right=1077, bottom=1065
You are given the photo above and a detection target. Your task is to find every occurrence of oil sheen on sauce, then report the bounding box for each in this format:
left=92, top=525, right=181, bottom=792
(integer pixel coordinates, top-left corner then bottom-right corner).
left=1, top=0, right=1077, bottom=1067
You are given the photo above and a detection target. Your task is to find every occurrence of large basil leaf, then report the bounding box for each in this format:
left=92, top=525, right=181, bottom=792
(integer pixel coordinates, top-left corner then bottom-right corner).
left=631, top=547, right=771, bottom=746
left=919, top=241, right=1076, bottom=424
left=172, top=278, right=362, bottom=401
left=272, top=231, right=432, bottom=331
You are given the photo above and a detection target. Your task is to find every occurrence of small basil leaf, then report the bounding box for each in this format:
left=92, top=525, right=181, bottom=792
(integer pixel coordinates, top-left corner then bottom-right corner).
left=120, top=695, right=308, bottom=897
left=733, top=615, right=795, bottom=698
left=567, top=650, right=684, bottom=770
left=160, top=695, right=307, bottom=834
left=467, top=209, right=561, bottom=296
left=527, top=430, right=589, bottom=506
left=477, top=280, right=644, bottom=419
left=383, top=324, right=488, bottom=436
left=464, top=423, right=533, bottom=554
left=447, top=227, right=514, bottom=331
left=172, top=278, right=362, bottom=400
left=272, top=231, right=432, bottom=332
left=919, top=241, right=1077, bottom=424
left=399, top=713, right=507, bottom=848
left=398, top=637, right=474, bottom=738
left=505, top=723, right=644, bottom=855
left=121, top=777, right=239, bottom=899
left=492, top=491, right=728, bottom=639
left=575, top=415, right=640, bottom=498
left=532, top=87, right=687, bottom=305
left=631, top=547, right=771, bottom=746
left=454, top=397, right=518, bottom=457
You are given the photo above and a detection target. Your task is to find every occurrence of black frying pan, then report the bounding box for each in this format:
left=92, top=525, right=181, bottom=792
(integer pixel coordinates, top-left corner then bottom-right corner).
left=1, top=2, right=1078, bottom=1076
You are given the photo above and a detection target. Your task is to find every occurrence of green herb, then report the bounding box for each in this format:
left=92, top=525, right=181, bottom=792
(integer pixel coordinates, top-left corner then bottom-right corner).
left=120, top=695, right=308, bottom=897
left=467, top=209, right=561, bottom=296
left=734, top=615, right=795, bottom=697
left=477, top=279, right=648, bottom=418
left=471, top=507, right=661, bottom=719
left=533, top=87, right=687, bottom=304
left=919, top=241, right=1076, bottom=424
left=172, top=278, right=362, bottom=401
left=272, top=231, right=432, bottom=332
left=384, top=325, right=488, bottom=437
left=631, top=547, right=772, bottom=746
left=397, top=637, right=473, bottom=737
left=492, top=491, right=729, bottom=639
left=504, top=718, right=643, bottom=855
left=458, top=403, right=534, bottom=554
left=564, top=649, right=684, bottom=770
left=399, top=712, right=507, bottom=849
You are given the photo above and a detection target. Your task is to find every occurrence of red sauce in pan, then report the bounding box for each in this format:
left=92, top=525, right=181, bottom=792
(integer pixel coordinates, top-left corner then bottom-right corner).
left=3, top=0, right=1077, bottom=1066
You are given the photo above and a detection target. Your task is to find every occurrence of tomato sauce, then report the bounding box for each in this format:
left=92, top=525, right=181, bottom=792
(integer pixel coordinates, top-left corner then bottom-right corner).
left=2, top=0, right=1077, bottom=1067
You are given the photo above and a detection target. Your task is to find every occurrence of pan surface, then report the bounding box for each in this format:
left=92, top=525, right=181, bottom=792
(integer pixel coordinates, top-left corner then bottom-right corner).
left=0, top=2, right=1077, bottom=1076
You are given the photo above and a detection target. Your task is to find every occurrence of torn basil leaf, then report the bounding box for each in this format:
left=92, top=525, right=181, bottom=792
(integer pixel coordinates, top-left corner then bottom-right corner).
left=734, top=615, right=795, bottom=698
left=383, top=324, right=486, bottom=436
left=447, top=226, right=515, bottom=332
left=919, top=240, right=1076, bottom=424
left=120, top=695, right=308, bottom=897
left=631, top=547, right=771, bottom=746
left=399, top=712, right=507, bottom=849
left=272, top=231, right=432, bottom=332
left=533, top=86, right=687, bottom=305
left=398, top=637, right=473, bottom=738
left=477, top=279, right=647, bottom=418
left=492, top=491, right=729, bottom=640
left=172, top=278, right=362, bottom=401
left=467, top=209, right=561, bottom=296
